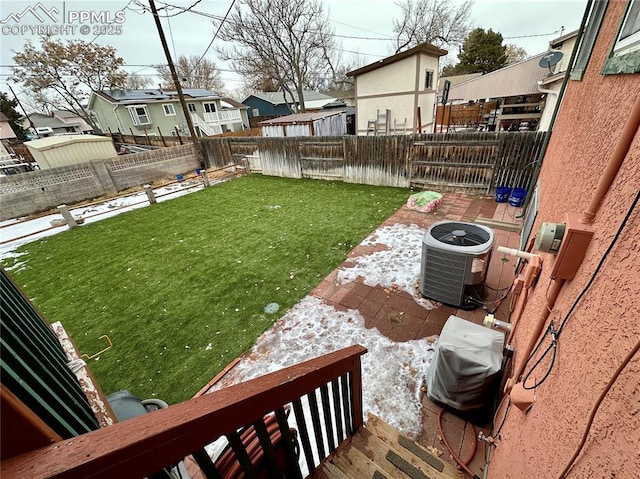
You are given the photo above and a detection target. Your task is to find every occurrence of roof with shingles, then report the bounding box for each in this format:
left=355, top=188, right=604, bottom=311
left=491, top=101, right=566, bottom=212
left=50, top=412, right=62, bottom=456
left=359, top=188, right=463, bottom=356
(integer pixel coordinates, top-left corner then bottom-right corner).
left=243, top=90, right=334, bottom=106
left=22, top=113, right=80, bottom=129
left=258, top=110, right=344, bottom=125
left=96, top=88, right=220, bottom=104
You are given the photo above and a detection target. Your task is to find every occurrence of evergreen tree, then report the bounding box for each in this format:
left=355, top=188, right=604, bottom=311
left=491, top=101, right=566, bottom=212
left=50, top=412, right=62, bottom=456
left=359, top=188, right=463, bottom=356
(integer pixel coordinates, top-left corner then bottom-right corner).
left=442, top=28, right=507, bottom=75
left=0, top=92, right=26, bottom=140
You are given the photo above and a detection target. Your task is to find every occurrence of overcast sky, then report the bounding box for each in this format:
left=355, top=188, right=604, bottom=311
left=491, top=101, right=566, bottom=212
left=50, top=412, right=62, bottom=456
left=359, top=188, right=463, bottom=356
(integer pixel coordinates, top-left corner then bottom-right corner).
left=1, top=0, right=587, bottom=100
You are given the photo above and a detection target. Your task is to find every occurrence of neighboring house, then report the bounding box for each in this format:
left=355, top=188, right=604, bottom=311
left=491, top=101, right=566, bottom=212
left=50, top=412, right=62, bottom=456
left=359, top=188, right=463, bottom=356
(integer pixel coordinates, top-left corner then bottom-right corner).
left=87, top=88, right=245, bottom=137
left=51, top=110, right=94, bottom=134
left=242, top=91, right=336, bottom=118
left=20, top=111, right=92, bottom=137
left=220, top=97, right=250, bottom=129
left=322, top=89, right=356, bottom=107
left=447, top=53, right=550, bottom=131
left=0, top=112, right=18, bottom=141
left=1, top=112, right=19, bottom=157
left=0, top=112, right=18, bottom=156
left=346, top=42, right=448, bottom=135
left=444, top=31, right=578, bottom=133
left=435, top=72, right=483, bottom=97
left=537, top=30, right=579, bottom=130
left=259, top=110, right=346, bottom=137
left=489, top=1, right=640, bottom=478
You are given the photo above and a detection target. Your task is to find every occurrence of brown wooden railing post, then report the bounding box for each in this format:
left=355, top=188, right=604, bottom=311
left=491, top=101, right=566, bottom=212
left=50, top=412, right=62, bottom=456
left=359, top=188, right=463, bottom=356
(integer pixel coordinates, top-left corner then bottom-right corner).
left=350, top=355, right=364, bottom=432
left=158, top=127, right=167, bottom=147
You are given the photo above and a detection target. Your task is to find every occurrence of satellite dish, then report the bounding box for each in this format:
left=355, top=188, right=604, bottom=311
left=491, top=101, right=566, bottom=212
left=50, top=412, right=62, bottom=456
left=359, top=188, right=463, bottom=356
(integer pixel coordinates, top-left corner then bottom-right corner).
left=539, top=51, right=564, bottom=75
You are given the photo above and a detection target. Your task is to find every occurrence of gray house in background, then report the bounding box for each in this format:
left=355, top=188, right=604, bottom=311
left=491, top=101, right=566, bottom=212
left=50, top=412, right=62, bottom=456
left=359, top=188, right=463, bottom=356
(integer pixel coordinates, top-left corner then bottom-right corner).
left=20, top=111, right=94, bottom=137
left=87, top=89, right=247, bottom=137
left=242, top=91, right=336, bottom=118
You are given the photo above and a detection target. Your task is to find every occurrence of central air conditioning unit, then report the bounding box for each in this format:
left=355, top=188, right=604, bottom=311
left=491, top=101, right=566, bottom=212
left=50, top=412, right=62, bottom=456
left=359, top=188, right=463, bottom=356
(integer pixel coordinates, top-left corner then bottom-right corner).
left=419, top=221, right=494, bottom=309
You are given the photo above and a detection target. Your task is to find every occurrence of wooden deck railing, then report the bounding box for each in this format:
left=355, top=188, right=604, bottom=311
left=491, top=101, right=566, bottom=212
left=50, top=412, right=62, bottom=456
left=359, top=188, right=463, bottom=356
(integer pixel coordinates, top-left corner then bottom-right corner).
left=1, top=345, right=367, bottom=479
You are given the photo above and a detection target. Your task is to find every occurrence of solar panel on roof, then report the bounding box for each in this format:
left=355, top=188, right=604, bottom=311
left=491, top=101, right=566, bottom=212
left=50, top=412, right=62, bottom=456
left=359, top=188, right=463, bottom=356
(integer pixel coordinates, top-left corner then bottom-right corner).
left=102, top=88, right=218, bottom=102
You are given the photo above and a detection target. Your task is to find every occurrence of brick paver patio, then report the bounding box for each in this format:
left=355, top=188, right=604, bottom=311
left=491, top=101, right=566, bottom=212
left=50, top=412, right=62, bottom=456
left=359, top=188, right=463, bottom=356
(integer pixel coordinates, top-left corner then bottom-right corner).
left=310, top=192, right=523, bottom=477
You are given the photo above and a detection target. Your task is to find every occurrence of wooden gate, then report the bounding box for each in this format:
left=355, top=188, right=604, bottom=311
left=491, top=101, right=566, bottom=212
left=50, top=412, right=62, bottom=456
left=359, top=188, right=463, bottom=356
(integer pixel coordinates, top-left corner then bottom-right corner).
left=409, top=133, right=499, bottom=192
left=299, top=140, right=345, bottom=180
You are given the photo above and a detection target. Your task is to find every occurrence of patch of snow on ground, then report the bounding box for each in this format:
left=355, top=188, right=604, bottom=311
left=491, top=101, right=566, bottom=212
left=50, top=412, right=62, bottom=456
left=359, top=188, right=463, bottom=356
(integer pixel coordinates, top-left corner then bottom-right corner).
left=337, top=223, right=436, bottom=309
left=210, top=295, right=437, bottom=439
left=0, top=179, right=211, bottom=261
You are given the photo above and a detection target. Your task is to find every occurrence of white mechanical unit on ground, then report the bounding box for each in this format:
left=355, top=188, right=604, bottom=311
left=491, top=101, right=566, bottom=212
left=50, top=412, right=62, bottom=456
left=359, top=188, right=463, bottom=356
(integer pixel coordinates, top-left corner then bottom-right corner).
left=419, top=221, right=494, bottom=309
left=426, top=315, right=504, bottom=411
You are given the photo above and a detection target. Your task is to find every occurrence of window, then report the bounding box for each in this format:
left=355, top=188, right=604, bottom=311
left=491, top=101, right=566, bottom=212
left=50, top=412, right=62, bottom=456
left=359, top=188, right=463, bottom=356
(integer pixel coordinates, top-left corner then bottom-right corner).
left=615, top=0, right=640, bottom=53
left=252, top=108, right=260, bottom=116
left=571, top=0, right=609, bottom=80
left=425, top=69, right=434, bottom=90
left=204, top=103, right=217, bottom=113
left=162, top=103, right=176, bottom=116
left=127, top=105, right=151, bottom=126
left=187, top=103, right=197, bottom=113
left=603, top=0, right=640, bottom=74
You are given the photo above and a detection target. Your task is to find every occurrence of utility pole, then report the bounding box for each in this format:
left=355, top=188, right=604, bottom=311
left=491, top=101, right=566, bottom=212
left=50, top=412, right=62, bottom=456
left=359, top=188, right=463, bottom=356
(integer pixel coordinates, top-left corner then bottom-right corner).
left=7, top=83, right=34, bottom=132
left=148, top=0, right=205, bottom=169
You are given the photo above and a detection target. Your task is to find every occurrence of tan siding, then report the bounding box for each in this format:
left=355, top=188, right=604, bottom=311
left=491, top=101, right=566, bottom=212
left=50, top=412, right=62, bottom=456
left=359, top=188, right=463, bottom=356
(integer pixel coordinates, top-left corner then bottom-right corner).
left=449, top=54, right=549, bottom=101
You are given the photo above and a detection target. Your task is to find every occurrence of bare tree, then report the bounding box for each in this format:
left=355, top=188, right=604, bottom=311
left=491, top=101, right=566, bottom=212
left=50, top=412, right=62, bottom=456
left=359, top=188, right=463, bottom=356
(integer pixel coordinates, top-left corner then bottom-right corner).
left=215, top=0, right=338, bottom=112
left=156, top=55, right=225, bottom=93
left=393, top=0, right=474, bottom=53
left=505, top=44, right=529, bottom=65
left=240, top=73, right=280, bottom=94
left=125, top=74, right=153, bottom=89
left=12, top=36, right=127, bottom=132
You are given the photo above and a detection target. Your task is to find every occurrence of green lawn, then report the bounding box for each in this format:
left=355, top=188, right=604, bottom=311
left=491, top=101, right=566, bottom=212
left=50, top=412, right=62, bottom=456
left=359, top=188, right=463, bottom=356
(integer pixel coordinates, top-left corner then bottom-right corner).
left=3, top=175, right=410, bottom=404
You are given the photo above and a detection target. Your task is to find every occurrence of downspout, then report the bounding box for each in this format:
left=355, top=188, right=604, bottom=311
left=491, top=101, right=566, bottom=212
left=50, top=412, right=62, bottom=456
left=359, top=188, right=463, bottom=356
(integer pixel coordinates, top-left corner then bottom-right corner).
left=113, top=105, right=123, bottom=131
left=537, top=81, right=557, bottom=96
left=580, top=94, right=640, bottom=224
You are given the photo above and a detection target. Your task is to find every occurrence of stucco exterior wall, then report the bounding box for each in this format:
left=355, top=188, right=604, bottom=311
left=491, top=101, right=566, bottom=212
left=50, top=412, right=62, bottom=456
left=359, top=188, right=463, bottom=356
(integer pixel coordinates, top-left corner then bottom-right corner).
left=488, top=1, right=640, bottom=478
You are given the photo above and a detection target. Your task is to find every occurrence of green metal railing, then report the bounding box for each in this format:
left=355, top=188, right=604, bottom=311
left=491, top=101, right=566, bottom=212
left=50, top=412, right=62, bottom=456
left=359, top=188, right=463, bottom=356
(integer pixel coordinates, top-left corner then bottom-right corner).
left=1, top=269, right=99, bottom=439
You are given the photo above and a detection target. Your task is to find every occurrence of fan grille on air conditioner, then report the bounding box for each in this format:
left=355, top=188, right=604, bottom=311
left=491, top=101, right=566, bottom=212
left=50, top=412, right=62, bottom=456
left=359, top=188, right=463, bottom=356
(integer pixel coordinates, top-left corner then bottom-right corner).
left=420, top=221, right=494, bottom=309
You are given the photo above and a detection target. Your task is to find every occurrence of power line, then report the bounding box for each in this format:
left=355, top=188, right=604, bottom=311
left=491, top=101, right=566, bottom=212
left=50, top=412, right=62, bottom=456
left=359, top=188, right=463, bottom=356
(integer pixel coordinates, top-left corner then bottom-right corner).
left=166, top=13, right=178, bottom=60
left=503, top=30, right=562, bottom=40
left=142, top=1, right=394, bottom=41
left=152, top=0, right=204, bottom=17
left=193, top=0, right=236, bottom=70
left=328, top=18, right=391, bottom=38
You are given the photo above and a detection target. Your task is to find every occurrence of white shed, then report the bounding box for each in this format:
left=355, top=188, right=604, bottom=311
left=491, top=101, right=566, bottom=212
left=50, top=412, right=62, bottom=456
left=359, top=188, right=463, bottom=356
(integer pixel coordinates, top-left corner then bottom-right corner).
left=259, top=110, right=346, bottom=137
left=24, top=135, right=118, bottom=170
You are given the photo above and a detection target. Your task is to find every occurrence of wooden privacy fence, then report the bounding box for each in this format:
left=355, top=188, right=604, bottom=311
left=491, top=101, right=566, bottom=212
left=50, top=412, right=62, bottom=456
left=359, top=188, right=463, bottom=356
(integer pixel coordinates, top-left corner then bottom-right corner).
left=410, top=135, right=499, bottom=192
left=201, top=132, right=545, bottom=192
